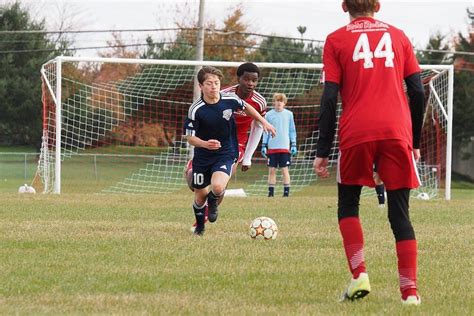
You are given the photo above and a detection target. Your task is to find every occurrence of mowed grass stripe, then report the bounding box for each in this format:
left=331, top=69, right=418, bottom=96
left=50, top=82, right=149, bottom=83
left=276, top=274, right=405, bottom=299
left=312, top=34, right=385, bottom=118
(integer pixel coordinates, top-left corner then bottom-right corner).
left=1, top=189, right=473, bottom=314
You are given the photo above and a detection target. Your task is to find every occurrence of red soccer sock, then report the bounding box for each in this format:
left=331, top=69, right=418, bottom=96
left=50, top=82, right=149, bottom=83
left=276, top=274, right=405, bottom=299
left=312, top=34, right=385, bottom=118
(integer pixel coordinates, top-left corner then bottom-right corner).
left=339, top=216, right=366, bottom=279
left=396, top=239, right=418, bottom=299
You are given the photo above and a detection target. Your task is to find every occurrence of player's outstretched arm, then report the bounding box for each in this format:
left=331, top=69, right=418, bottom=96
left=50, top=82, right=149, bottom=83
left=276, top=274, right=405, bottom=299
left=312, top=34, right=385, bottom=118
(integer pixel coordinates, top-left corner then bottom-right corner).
left=243, top=102, right=276, bottom=137
left=241, top=120, right=264, bottom=171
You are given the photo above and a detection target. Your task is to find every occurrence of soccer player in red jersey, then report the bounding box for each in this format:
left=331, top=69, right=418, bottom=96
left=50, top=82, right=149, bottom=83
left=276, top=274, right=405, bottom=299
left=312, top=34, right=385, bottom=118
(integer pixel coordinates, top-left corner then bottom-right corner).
left=221, top=62, right=268, bottom=173
left=313, top=0, right=425, bottom=306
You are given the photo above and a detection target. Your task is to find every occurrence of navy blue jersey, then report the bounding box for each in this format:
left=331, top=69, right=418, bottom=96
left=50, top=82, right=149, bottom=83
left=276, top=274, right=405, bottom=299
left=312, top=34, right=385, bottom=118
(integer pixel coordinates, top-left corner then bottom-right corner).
left=184, top=93, right=245, bottom=166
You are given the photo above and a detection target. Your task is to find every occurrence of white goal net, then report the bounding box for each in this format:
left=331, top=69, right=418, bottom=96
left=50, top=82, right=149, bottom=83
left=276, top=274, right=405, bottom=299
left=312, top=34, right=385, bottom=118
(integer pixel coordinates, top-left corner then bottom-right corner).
left=36, top=57, right=453, bottom=199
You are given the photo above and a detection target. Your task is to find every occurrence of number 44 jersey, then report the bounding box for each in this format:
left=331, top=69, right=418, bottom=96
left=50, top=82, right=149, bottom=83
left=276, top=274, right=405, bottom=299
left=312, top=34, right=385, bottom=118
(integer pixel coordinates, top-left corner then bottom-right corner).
left=322, top=17, right=421, bottom=151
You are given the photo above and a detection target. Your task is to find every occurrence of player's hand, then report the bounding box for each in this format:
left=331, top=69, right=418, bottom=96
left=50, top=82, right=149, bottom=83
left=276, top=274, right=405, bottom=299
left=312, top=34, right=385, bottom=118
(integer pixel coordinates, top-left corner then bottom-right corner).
left=261, top=146, right=267, bottom=158
left=413, top=148, right=420, bottom=162
left=290, top=146, right=297, bottom=157
left=313, top=157, right=329, bottom=178
left=241, top=164, right=250, bottom=172
left=263, top=122, right=276, bottom=138
left=206, top=139, right=221, bottom=150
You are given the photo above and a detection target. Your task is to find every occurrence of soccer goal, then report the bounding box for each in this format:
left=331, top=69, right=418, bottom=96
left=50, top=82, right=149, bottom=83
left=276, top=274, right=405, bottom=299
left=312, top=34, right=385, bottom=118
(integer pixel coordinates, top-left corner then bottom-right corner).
left=36, top=57, right=453, bottom=199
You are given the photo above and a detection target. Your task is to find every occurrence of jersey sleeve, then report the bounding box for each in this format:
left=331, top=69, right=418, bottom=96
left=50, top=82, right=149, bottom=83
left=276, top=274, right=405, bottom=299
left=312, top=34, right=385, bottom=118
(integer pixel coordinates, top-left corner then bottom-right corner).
left=225, top=92, right=245, bottom=111
left=183, top=113, right=199, bottom=137
left=402, top=32, right=421, bottom=78
left=235, top=97, right=245, bottom=111
left=322, top=36, right=342, bottom=84
left=259, top=97, right=268, bottom=116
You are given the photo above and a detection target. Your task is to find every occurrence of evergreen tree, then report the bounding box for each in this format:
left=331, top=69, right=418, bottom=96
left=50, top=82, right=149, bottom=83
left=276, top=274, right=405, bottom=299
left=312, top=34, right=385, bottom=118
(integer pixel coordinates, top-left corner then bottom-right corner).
left=0, top=2, right=60, bottom=147
left=251, top=36, right=321, bottom=63
left=416, top=32, right=451, bottom=65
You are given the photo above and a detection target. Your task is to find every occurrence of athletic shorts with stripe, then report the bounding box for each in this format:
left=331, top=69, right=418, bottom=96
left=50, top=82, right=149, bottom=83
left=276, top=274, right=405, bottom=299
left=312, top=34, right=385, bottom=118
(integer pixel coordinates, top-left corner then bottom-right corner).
left=192, top=158, right=236, bottom=189
left=337, top=139, right=420, bottom=190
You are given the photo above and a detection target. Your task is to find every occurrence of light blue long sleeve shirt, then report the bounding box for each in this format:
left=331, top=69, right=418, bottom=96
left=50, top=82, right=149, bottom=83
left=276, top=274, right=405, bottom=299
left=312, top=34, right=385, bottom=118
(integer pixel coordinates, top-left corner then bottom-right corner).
left=262, top=108, right=297, bottom=153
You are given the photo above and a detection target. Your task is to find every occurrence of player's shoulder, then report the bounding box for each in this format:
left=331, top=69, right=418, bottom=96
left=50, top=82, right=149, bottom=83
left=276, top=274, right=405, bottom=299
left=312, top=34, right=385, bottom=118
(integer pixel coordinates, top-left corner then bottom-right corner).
left=380, top=20, right=409, bottom=39
left=326, top=24, right=347, bottom=41
left=265, top=108, right=276, bottom=116
left=251, top=90, right=267, bottom=106
left=221, top=85, right=237, bottom=94
left=221, top=92, right=241, bottom=102
left=188, top=98, right=206, bottom=118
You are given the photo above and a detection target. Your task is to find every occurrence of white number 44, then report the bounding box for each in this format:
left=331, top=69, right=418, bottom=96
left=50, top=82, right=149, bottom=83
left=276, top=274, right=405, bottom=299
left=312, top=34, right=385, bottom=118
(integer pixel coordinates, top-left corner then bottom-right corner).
left=352, top=32, right=394, bottom=68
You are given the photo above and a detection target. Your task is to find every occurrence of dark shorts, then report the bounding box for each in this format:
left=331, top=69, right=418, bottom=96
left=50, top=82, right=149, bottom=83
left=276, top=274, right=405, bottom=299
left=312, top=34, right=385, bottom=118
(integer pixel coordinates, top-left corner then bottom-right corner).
left=192, top=158, right=236, bottom=189
left=267, top=153, right=291, bottom=168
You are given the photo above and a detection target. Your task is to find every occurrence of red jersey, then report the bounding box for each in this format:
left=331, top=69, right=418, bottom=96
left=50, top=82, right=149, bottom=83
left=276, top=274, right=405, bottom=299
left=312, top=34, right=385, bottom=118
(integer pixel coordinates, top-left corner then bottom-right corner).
left=221, top=85, right=267, bottom=145
left=323, top=17, right=421, bottom=150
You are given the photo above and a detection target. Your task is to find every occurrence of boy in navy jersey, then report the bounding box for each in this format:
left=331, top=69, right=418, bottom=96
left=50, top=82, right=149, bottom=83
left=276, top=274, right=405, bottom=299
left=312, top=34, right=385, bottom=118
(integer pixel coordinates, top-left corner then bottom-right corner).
left=184, top=66, right=275, bottom=236
left=185, top=63, right=268, bottom=231
left=313, top=0, right=425, bottom=306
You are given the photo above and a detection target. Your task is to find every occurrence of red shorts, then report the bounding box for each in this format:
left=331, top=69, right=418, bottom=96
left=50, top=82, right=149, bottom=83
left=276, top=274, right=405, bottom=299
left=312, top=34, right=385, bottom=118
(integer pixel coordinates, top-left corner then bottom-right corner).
left=337, top=140, right=420, bottom=190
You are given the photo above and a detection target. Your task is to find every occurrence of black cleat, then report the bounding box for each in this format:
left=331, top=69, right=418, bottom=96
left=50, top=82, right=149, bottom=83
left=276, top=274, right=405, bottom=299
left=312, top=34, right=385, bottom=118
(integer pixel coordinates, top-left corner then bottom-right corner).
left=193, top=225, right=205, bottom=236
left=207, top=202, right=218, bottom=222
left=207, top=193, right=219, bottom=223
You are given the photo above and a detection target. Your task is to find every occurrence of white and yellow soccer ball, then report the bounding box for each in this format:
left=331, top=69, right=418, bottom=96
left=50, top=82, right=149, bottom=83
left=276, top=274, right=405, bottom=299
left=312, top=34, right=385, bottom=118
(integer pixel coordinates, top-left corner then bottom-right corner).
left=249, top=216, right=278, bottom=240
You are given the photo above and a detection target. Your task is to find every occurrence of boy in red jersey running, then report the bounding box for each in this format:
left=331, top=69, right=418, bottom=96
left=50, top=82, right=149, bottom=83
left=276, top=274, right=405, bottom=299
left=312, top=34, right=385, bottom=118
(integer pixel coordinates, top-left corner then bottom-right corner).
left=222, top=62, right=268, bottom=172
left=313, top=0, right=425, bottom=306
left=185, top=63, right=267, bottom=228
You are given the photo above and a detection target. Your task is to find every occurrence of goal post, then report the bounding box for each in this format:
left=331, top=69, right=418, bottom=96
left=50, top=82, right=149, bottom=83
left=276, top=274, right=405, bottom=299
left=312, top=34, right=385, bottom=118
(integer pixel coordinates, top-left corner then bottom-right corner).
left=36, top=56, right=453, bottom=199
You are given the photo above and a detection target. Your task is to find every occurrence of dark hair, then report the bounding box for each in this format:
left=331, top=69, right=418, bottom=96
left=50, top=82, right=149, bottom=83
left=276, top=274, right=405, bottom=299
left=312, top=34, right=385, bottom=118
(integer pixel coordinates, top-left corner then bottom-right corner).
left=344, top=0, right=378, bottom=17
left=236, top=62, right=260, bottom=78
left=197, top=66, right=223, bottom=84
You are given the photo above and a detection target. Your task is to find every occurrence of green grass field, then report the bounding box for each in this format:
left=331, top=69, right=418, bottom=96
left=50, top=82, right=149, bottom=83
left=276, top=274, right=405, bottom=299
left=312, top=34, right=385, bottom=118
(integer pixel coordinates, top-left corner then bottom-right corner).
left=1, top=181, right=473, bottom=314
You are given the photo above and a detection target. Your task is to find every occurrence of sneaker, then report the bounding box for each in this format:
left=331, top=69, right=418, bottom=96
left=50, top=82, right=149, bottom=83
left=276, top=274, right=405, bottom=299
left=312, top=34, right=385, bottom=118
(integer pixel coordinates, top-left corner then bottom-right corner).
left=340, top=273, right=371, bottom=302
left=401, top=295, right=421, bottom=306
left=190, top=206, right=209, bottom=232
left=378, top=204, right=385, bottom=208
left=207, top=195, right=219, bottom=223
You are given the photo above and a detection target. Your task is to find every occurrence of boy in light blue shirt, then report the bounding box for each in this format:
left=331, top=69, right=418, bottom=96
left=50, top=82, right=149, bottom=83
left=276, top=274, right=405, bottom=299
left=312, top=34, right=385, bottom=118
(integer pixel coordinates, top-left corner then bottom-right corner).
left=261, top=93, right=297, bottom=197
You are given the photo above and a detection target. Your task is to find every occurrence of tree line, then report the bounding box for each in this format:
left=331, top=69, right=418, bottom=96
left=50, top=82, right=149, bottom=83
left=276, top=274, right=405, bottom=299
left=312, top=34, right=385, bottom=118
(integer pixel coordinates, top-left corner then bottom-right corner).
left=0, top=2, right=472, bottom=150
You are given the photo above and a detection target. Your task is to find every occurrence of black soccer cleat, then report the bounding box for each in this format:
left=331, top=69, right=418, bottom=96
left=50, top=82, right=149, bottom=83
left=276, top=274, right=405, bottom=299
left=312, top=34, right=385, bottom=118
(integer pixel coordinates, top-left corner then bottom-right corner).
left=193, top=225, right=205, bottom=236
left=207, top=192, right=219, bottom=223
left=207, top=202, right=218, bottom=222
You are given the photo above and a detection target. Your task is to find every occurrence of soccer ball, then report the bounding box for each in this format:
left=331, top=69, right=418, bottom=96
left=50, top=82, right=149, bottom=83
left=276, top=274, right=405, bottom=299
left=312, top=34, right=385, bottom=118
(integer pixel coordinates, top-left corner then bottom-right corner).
left=249, top=216, right=278, bottom=240
left=18, top=184, right=36, bottom=194
left=416, top=192, right=430, bottom=200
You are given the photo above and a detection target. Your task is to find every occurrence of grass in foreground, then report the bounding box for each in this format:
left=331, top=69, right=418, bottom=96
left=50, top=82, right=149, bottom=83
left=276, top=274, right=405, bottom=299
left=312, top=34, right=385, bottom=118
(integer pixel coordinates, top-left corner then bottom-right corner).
left=0, top=186, right=473, bottom=315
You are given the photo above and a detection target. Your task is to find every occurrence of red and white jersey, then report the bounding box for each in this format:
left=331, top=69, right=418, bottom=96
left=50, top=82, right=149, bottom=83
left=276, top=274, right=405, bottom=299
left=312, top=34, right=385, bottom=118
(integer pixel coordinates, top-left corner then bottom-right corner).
left=323, top=17, right=421, bottom=150
left=221, top=85, right=267, bottom=146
